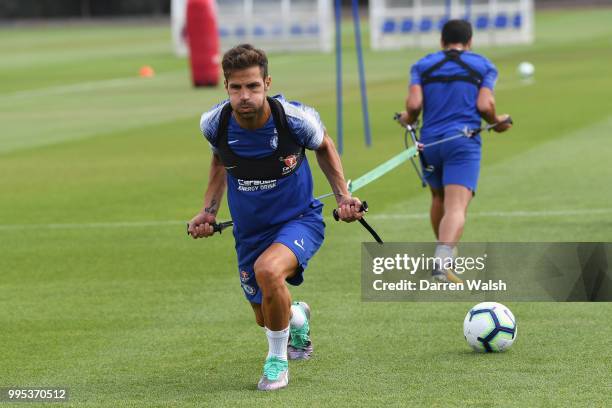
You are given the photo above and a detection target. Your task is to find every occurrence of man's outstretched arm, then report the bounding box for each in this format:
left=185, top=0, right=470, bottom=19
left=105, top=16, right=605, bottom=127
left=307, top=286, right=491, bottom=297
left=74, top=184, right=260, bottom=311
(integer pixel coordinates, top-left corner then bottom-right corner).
left=477, top=88, right=512, bottom=132
left=314, top=132, right=363, bottom=222
left=397, top=84, right=423, bottom=127
left=188, top=153, right=227, bottom=238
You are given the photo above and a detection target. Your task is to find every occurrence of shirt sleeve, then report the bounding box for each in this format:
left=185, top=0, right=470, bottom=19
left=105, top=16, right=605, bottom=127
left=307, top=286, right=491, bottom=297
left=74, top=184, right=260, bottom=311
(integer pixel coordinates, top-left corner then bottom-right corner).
left=481, top=58, right=498, bottom=90
left=410, top=61, right=422, bottom=86
left=199, top=100, right=228, bottom=148
left=281, top=98, right=326, bottom=150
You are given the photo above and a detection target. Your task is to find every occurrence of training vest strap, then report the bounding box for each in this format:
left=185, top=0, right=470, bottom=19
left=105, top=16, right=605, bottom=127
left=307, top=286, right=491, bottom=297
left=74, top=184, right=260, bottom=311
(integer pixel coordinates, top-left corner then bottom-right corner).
left=215, top=97, right=305, bottom=181
left=420, top=50, right=483, bottom=87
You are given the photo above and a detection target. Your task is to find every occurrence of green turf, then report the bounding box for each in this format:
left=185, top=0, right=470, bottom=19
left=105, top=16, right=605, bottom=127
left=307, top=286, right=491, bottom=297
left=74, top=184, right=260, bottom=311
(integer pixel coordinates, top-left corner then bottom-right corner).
left=1, top=8, right=611, bottom=407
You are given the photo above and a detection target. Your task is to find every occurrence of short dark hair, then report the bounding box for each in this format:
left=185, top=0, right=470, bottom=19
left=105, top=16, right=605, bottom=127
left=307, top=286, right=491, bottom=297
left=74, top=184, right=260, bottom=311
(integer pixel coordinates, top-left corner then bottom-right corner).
left=221, top=44, right=268, bottom=80
left=441, top=20, right=473, bottom=45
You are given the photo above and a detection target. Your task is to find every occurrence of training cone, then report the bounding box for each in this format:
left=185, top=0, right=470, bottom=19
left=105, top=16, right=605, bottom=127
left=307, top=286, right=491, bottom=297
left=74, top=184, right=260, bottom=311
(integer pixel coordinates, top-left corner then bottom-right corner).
left=139, top=65, right=155, bottom=78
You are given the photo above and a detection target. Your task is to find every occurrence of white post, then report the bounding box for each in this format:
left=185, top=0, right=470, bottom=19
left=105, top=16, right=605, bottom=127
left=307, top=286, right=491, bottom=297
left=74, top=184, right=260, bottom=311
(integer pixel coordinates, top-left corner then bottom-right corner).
left=369, top=0, right=380, bottom=51
left=522, top=0, right=534, bottom=43
left=244, top=0, right=254, bottom=44
left=489, top=0, right=497, bottom=45
left=415, top=0, right=423, bottom=48
left=171, top=0, right=188, bottom=56
left=319, top=0, right=333, bottom=52
left=281, top=0, right=291, bottom=45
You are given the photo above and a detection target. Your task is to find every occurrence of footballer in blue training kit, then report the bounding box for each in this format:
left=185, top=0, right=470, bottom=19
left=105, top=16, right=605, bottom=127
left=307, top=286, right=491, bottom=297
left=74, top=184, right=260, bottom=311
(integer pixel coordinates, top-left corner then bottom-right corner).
left=188, top=44, right=364, bottom=391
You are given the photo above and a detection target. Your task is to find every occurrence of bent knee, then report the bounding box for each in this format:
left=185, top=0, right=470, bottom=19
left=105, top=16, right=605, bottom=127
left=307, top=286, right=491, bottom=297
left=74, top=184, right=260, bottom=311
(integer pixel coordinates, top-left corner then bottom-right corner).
left=444, top=201, right=470, bottom=215
left=254, top=258, right=284, bottom=288
left=443, top=208, right=467, bottom=224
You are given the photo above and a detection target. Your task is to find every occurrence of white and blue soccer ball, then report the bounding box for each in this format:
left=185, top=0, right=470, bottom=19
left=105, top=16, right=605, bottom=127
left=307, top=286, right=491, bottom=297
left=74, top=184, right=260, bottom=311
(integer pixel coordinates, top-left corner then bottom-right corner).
left=463, top=302, right=517, bottom=352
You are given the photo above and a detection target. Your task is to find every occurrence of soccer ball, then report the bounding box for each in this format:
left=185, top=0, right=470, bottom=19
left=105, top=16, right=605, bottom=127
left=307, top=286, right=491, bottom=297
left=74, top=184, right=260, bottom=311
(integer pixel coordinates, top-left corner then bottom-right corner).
left=463, top=302, right=517, bottom=352
left=517, top=61, right=535, bottom=79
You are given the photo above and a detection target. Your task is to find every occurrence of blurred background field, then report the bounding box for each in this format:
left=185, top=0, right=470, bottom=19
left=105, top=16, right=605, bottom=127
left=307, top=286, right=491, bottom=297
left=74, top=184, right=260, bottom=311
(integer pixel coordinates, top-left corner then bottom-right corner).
left=1, top=3, right=611, bottom=407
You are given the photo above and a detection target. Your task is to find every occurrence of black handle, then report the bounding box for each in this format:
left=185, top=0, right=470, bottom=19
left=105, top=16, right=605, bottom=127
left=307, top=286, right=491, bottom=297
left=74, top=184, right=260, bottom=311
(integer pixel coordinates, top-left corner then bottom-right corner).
left=186, top=221, right=233, bottom=237
left=472, top=116, right=515, bottom=137
left=491, top=116, right=513, bottom=130
left=333, top=201, right=369, bottom=221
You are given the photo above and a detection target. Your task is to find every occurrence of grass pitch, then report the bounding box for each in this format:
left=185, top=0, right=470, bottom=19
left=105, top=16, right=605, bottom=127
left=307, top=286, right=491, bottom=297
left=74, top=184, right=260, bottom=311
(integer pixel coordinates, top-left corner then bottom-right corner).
left=1, top=9, right=611, bottom=407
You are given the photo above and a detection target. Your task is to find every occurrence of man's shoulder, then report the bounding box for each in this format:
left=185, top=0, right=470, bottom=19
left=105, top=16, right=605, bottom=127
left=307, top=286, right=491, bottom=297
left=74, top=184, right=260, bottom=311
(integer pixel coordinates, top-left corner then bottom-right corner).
left=462, top=51, right=494, bottom=69
left=420, top=51, right=446, bottom=63
left=413, top=51, right=446, bottom=71
left=275, top=95, right=323, bottom=131
left=273, top=95, right=325, bottom=149
left=274, top=95, right=317, bottom=120
left=416, top=51, right=492, bottom=67
left=200, top=99, right=230, bottom=144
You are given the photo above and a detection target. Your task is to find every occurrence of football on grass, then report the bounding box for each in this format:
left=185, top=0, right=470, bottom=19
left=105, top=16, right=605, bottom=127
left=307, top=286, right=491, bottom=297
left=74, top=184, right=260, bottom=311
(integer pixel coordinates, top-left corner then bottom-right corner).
left=517, top=61, right=535, bottom=79
left=463, top=302, right=517, bottom=352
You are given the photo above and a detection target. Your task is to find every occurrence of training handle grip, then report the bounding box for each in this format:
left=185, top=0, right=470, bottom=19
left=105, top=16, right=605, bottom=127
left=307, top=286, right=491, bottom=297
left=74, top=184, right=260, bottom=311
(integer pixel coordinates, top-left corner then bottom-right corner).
left=333, top=201, right=369, bottom=221
left=494, top=116, right=513, bottom=128
left=186, top=222, right=227, bottom=237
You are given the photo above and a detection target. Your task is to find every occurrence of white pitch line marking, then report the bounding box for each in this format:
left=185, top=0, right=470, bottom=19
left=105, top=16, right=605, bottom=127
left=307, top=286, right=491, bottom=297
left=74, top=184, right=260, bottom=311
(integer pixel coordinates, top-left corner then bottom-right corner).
left=0, top=71, right=183, bottom=102
left=369, top=208, right=612, bottom=220
left=0, top=209, right=610, bottom=231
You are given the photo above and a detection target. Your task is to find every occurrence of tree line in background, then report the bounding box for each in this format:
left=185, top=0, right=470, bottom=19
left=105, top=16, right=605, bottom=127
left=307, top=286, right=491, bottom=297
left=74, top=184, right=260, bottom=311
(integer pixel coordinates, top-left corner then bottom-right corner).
left=0, top=0, right=606, bottom=20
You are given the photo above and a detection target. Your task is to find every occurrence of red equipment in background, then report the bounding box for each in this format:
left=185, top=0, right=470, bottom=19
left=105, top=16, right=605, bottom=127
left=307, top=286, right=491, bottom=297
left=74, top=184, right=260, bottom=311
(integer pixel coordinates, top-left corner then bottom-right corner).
left=186, top=0, right=220, bottom=87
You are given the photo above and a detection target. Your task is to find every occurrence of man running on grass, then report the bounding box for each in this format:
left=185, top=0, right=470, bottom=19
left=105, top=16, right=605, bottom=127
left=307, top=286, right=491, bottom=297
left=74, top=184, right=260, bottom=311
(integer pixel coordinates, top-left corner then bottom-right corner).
left=397, top=20, right=512, bottom=283
left=188, top=44, right=362, bottom=391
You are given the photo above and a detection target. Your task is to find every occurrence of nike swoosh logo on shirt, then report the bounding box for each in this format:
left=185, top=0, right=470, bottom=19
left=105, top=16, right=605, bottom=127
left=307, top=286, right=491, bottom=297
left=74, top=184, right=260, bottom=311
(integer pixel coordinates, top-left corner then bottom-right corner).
left=228, top=140, right=239, bottom=144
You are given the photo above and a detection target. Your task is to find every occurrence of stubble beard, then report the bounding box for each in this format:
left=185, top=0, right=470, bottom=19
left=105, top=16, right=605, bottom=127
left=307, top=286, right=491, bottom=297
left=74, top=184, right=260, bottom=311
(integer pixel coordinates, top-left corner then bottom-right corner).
left=234, top=101, right=264, bottom=121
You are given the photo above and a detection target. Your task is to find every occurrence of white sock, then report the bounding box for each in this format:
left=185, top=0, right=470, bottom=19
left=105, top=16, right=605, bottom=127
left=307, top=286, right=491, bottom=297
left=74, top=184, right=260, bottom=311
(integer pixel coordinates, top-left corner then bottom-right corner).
left=434, top=244, right=454, bottom=270
left=290, top=304, right=306, bottom=329
left=265, top=326, right=289, bottom=361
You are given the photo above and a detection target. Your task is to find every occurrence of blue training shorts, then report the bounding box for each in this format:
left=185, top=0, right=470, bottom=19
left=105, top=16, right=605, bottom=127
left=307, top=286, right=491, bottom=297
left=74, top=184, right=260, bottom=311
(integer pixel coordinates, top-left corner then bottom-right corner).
left=420, top=132, right=482, bottom=193
left=234, top=211, right=325, bottom=304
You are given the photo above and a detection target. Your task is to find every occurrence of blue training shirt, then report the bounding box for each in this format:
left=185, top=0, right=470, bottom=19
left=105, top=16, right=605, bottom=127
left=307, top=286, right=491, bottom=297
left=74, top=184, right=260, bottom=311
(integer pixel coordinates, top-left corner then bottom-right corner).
left=410, top=50, right=498, bottom=140
left=199, top=94, right=325, bottom=243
